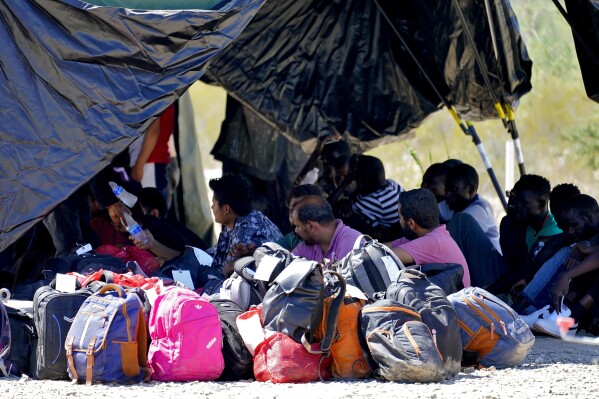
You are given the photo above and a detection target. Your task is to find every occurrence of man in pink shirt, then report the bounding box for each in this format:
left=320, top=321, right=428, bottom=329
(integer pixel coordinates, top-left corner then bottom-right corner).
left=291, top=195, right=363, bottom=265
left=390, top=188, right=471, bottom=287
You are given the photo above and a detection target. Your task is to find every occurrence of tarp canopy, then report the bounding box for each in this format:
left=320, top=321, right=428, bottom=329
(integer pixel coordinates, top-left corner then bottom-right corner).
left=205, top=0, right=533, bottom=154
left=205, top=0, right=534, bottom=228
left=0, top=0, right=267, bottom=252
left=564, top=0, right=599, bottom=103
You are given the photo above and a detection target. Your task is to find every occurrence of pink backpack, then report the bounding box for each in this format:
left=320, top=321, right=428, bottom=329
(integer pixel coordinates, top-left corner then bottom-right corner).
left=148, top=287, right=224, bottom=381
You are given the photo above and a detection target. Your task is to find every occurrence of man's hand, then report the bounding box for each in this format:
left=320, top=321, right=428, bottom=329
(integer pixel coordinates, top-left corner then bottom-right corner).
left=107, top=201, right=127, bottom=229
left=552, top=274, right=571, bottom=313
left=130, top=229, right=154, bottom=251
left=230, top=243, right=257, bottom=258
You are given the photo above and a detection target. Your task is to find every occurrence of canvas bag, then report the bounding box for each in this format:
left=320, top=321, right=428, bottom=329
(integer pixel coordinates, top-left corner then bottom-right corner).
left=385, top=268, right=462, bottom=378
left=65, top=284, right=149, bottom=385
left=148, top=286, right=224, bottom=381
left=447, top=287, right=535, bottom=369
left=335, top=235, right=404, bottom=298
left=359, top=299, right=445, bottom=382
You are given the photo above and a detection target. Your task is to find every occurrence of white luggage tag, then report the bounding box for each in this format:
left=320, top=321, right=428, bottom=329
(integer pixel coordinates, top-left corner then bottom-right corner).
left=172, top=270, right=195, bottom=290
left=55, top=273, right=78, bottom=293
left=254, top=255, right=281, bottom=282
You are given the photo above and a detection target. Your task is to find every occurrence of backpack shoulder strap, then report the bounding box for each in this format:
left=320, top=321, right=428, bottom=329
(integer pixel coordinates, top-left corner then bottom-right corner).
left=303, top=271, right=346, bottom=354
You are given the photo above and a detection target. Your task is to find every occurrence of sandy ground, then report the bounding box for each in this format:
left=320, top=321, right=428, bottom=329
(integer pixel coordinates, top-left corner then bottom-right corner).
left=1, top=336, right=598, bottom=399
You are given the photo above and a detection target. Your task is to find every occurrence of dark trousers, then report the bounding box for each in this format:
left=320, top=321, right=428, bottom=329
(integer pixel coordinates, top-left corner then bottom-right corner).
left=43, top=187, right=97, bottom=257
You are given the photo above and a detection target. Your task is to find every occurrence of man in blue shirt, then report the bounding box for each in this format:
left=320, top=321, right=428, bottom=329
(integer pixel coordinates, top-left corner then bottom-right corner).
left=209, top=174, right=282, bottom=277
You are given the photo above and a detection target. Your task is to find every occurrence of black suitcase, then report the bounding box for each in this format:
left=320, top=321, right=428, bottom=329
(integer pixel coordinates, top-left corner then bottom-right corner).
left=30, top=282, right=95, bottom=379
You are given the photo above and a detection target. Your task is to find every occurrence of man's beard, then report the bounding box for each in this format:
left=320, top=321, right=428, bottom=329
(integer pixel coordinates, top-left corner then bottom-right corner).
left=402, top=224, right=419, bottom=240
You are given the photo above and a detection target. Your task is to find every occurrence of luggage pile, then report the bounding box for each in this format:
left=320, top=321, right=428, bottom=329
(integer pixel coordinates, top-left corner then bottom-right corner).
left=0, top=241, right=534, bottom=385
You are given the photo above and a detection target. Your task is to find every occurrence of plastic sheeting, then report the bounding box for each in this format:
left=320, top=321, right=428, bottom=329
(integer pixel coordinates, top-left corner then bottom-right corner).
left=205, top=0, right=532, bottom=151
left=565, top=0, right=599, bottom=103
left=0, top=0, right=267, bottom=252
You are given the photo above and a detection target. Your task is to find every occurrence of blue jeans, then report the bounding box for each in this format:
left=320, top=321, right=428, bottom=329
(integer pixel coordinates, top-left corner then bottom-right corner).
left=522, top=246, right=572, bottom=309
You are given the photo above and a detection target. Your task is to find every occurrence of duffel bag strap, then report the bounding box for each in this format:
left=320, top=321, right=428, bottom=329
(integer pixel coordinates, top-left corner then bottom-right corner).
left=85, top=337, right=97, bottom=386
left=66, top=336, right=78, bottom=382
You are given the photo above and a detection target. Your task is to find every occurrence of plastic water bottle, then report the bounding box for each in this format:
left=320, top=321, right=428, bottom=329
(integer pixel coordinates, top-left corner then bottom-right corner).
left=109, top=182, right=138, bottom=208
left=123, top=212, right=148, bottom=244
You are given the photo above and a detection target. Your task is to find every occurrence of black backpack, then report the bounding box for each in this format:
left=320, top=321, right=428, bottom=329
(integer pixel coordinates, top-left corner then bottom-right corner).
left=386, top=269, right=462, bottom=378
left=2, top=304, right=36, bottom=376
left=261, top=259, right=325, bottom=344
left=31, top=280, right=97, bottom=379
left=159, top=246, right=222, bottom=289
left=334, top=235, right=404, bottom=298
left=210, top=298, right=254, bottom=381
left=44, top=253, right=128, bottom=276
left=359, top=299, right=445, bottom=382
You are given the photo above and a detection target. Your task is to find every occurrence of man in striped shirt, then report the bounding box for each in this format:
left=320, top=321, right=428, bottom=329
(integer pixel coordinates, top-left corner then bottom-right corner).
left=349, top=155, right=404, bottom=241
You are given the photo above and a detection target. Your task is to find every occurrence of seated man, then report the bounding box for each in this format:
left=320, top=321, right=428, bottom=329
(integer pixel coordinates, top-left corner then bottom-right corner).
left=530, top=195, right=599, bottom=337
left=492, top=174, right=563, bottom=295
left=511, top=183, right=582, bottom=313
left=349, top=155, right=404, bottom=242
left=291, top=195, right=362, bottom=264
left=421, top=162, right=454, bottom=223
left=276, top=184, right=323, bottom=251
left=445, top=163, right=501, bottom=253
left=389, top=188, right=471, bottom=287
left=209, top=174, right=283, bottom=277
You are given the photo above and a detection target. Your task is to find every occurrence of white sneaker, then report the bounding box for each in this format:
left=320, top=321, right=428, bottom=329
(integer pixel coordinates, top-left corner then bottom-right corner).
left=519, top=305, right=550, bottom=329
left=532, top=305, right=578, bottom=338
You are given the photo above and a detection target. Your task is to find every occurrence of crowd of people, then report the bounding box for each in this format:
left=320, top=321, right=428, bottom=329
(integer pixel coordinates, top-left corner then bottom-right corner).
left=1, top=131, right=598, bottom=340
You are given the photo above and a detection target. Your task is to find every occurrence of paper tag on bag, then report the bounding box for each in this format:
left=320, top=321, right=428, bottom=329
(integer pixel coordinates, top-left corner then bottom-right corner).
left=381, top=255, right=401, bottom=282
left=254, top=255, right=281, bottom=281
left=56, top=273, right=77, bottom=293
left=75, top=243, right=93, bottom=255
left=172, top=270, right=195, bottom=290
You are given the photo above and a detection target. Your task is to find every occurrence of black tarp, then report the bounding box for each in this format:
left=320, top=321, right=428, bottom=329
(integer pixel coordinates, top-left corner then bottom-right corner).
left=565, top=0, right=599, bottom=103
left=205, top=0, right=532, bottom=152
left=0, top=0, right=267, bottom=252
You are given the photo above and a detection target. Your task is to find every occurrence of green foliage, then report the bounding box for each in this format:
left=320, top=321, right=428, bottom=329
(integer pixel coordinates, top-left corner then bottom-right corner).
left=564, top=125, right=599, bottom=169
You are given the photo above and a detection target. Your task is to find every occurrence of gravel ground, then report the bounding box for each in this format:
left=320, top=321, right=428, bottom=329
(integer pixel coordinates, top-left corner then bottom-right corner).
left=2, top=336, right=598, bottom=399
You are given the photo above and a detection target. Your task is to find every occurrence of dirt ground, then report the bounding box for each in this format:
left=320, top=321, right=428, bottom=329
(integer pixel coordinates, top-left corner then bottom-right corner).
left=1, top=336, right=598, bottom=399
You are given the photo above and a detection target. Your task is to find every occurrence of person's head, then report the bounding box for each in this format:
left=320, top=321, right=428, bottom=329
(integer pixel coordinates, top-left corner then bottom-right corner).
left=209, top=174, right=253, bottom=226
left=550, top=183, right=581, bottom=230
left=138, top=187, right=167, bottom=218
left=443, top=158, right=464, bottom=168
left=321, top=140, right=352, bottom=179
left=355, top=155, right=386, bottom=195
left=287, top=184, right=323, bottom=224
left=561, top=194, right=599, bottom=241
left=421, top=163, right=453, bottom=202
left=445, top=163, right=479, bottom=212
left=291, top=195, right=336, bottom=245
left=398, top=188, right=440, bottom=240
left=511, top=174, right=551, bottom=223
